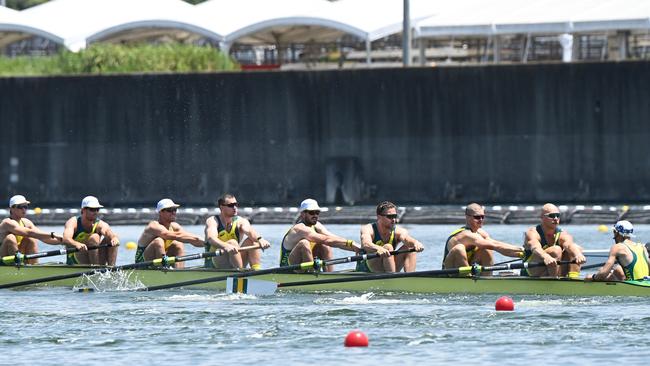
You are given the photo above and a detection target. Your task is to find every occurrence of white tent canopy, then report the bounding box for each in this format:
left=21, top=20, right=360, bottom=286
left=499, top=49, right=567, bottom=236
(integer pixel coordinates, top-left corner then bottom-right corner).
left=416, top=0, right=650, bottom=37
left=13, top=0, right=217, bottom=51
left=0, top=0, right=649, bottom=53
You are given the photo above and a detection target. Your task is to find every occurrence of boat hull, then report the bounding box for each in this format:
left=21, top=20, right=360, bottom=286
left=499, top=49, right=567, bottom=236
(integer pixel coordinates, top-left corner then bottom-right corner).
left=2, top=264, right=650, bottom=296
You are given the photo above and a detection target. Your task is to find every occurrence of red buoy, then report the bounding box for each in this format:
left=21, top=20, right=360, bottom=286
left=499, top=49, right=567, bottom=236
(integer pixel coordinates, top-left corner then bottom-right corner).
left=344, top=330, right=369, bottom=347
left=495, top=296, right=515, bottom=311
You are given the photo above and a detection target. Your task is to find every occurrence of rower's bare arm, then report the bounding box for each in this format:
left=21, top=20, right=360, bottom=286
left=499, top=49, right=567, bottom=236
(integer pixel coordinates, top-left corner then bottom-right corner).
left=238, top=219, right=270, bottom=249
left=591, top=245, right=621, bottom=280
left=2, top=219, right=61, bottom=244
left=396, top=228, right=424, bottom=252
left=525, top=229, right=555, bottom=265
left=298, top=225, right=357, bottom=251
left=480, top=238, right=523, bottom=258
left=204, top=217, right=232, bottom=250
left=359, top=224, right=389, bottom=256
left=560, top=233, right=586, bottom=264
left=99, top=222, right=119, bottom=246
left=145, top=222, right=201, bottom=246
left=62, top=218, right=87, bottom=251
left=170, top=225, right=204, bottom=247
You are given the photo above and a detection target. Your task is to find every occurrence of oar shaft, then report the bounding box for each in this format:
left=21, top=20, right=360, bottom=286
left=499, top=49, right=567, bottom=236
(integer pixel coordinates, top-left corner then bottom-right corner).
left=278, top=267, right=466, bottom=288
left=144, top=248, right=416, bottom=291
left=0, top=245, right=258, bottom=290
left=581, top=262, right=606, bottom=270
left=26, top=243, right=115, bottom=260
left=143, top=262, right=304, bottom=291
left=1, top=243, right=116, bottom=265
left=322, top=249, right=416, bottom=267
left=276, top=261, right=571, bottom=289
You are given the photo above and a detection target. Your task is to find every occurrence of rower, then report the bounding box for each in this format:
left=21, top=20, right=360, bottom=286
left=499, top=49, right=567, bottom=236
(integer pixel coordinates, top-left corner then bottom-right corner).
left=204, top=193, right=271, bottom=270
left=590, top=220, right=649, bottom=281
left=522, top=203, right=586, bottom=277
left=279, top=198, right=359, bottom=272
left=62, top=196, right=120, bottom=265
left=443, top=203, right=523, bottom=274
left=356, top=201, right=423, bottom=273
left=0, top=195, right=65, bottom=264
left=136, top=198, right=204, bottom=269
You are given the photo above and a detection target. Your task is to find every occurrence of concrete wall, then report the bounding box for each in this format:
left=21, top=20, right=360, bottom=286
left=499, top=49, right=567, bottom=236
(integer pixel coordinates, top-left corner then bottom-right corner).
left=1, top=61, right=649, bottom=207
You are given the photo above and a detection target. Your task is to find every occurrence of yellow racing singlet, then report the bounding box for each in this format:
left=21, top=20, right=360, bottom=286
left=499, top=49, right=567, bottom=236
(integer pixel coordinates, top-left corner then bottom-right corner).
left=164, top=225, right=175, bottom=249
left=308, top=225, right=317, bottom=250
left=520, top=225, right=563, bottom=276
left=279, top=223, right=317, bottom=267
left=620, top=242, right=650, bottom=280
left=442, top=226, right=474, bottom=269
left=15, top=219, right=25, bottom=246
left=217, top=216, right=240, bottom=242
left=204, top=216, right=241, bottom=268
left=67, top=217, right=99, bottom=265
left=522, top=225, right=562, bottom=262
left=73, top=217, right=99, bottom=243
left=355, top=223, right=395, bottom=272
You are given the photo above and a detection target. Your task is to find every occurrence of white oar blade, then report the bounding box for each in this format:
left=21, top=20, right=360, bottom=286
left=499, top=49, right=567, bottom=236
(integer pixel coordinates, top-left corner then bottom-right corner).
left=226, top=277, right=277, bottom=295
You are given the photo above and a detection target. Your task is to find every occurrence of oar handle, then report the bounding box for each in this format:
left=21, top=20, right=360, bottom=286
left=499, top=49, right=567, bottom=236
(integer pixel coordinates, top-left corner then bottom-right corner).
left=122, top=244, right=261, bottom=269
left=479, top=260, right=574, bottom=274
left=2, top=243, right=118, bottom=265
left=319, top=248, right=417, bottom=269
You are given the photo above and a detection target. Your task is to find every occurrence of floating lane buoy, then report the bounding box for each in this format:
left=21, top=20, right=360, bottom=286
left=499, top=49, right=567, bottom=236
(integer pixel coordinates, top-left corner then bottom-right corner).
left=495, top=296, right=515, bottom=311
left=344, top=330, right=369, bottom=347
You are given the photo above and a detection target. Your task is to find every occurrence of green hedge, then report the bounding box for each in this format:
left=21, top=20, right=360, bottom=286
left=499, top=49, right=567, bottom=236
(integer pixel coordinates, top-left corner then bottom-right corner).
left=0, top=43, right=239, bottom=76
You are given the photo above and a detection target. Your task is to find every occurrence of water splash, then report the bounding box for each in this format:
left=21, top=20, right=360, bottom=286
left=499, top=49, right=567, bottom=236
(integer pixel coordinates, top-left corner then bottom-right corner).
left=315, top=292, right=431, bottom=305
left=167, top=293, right=258, bottom=302
left=72, top=270, right=145, bottom=292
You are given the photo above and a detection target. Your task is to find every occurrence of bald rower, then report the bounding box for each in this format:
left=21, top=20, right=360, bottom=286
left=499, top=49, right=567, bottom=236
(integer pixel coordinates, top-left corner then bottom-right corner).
left=443, top=203, right=524, bottom=273
left=522, top=203, right=586, bottom=277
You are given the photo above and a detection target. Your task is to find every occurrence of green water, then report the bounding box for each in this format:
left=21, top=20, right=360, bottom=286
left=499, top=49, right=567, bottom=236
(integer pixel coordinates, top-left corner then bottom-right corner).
left=1, top=224, right=648, bottom=365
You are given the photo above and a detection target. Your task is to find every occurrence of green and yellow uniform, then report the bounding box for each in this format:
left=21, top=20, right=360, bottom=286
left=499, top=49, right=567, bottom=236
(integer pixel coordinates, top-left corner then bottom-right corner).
left=442, top=226, right=476, bottom=269
left=355, top=223, right=395, bottom=272
left=520, top=224, right=562, bottom=276
left=135, top=224, right=176, bottom=263
left=279, top=223, right=316, bottom=267
left=14, top=219, right=25, bottom=247
left=619, top=242, right=650, bottom=280
left=67, top=217, right=99, bottom=265
left=204, top=216, right=240, bottom=268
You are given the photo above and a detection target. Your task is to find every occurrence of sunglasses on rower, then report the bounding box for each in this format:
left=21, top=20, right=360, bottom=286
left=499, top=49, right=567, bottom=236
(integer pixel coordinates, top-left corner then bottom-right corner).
left=12, top=205, right=28, bottom=210
left=84, top=207, right=100, bottom=213
left=468, top=214, right=485, bottom=220
left=162, top=208, right=177, bottom=213
left=221, top=202, right=239, bottom=208
left=306, top=210, right=320, bottom=216
left=381, top=213, right=398, bottom=219
left=544, top=213, right=561, bottom=219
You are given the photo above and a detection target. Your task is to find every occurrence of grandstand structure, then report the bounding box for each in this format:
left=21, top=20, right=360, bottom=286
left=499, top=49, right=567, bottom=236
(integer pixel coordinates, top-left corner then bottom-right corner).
left=1, top=0, right=650, bottom=68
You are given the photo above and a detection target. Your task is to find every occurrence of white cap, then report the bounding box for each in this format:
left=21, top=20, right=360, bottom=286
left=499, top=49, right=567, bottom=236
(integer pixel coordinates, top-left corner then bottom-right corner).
left=9, top=195, right=30, bottom=207
left=299, top=198, right=321, bottom=211
left=157, top=198, right=180, bottom=212
left=81, top=196, right=104, bottom=209
left=613, top=220, right=635, bottom=237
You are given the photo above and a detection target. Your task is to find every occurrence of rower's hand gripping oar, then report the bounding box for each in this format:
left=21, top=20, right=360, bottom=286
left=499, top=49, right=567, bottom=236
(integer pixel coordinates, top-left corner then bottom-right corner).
left=1, top=243, right=117, bottom=266
left=0, top=245, right=259, bottom=290
left=141, top=248, right=418, bottom=292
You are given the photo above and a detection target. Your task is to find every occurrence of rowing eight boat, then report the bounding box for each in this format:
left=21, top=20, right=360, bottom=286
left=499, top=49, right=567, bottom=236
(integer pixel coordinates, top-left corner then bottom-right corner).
left=2, top=263, right=650, bottom=296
